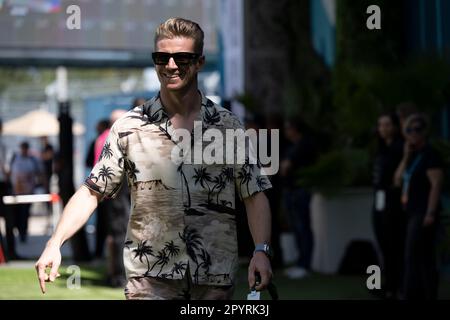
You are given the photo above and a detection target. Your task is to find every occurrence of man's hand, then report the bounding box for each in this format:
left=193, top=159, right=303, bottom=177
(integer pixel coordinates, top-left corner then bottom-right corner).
left=35, top=242, right=62, bottom=294
left=248, top=252, right=272, bottom=291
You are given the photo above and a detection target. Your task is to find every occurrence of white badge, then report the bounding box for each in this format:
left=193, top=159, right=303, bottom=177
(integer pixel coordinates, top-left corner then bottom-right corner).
left=247, top=290, right=261, bottom=300
left=375, top=190, right=386, bottom=211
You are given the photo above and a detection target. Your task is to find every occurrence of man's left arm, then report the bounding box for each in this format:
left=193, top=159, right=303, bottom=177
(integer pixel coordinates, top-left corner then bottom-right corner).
left=244, top=191, right=272, bottom=291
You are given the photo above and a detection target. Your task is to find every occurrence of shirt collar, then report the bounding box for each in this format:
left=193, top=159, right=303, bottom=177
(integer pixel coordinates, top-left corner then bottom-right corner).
left=142, top=90, right=222, bottom=128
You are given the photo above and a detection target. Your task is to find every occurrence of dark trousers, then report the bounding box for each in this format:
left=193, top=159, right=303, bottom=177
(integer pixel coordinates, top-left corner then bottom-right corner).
left=14, top=203, right=31, bottom=242
left=372, top=189, right=406, bottom=296
left=284, top=188, right=314, bottom=269
left=403, top=213, right=439, bottom=300
left=0, top=182, right=17, bottom=258
left=105, top=185, right=130, bottom=283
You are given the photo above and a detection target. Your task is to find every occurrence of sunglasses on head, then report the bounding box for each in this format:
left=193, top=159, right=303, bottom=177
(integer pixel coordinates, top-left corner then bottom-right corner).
left=406, top=126, right=424, bottom=134
left=152, top=52, right=201, bottom=66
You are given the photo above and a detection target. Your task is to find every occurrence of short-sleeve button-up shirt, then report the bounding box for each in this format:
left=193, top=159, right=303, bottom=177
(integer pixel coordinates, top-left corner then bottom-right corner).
left=84, top=91, right=272, bottom=286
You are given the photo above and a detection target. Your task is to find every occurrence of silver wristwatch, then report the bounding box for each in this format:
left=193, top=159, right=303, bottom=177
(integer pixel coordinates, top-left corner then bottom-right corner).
left=254, top=243, right=273, bottom=259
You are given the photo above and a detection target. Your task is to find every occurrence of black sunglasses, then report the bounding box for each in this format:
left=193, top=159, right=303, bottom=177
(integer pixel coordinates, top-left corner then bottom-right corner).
left=152, top=52, right=201, bottom=66
left=406, top=126, right=424, bottom=134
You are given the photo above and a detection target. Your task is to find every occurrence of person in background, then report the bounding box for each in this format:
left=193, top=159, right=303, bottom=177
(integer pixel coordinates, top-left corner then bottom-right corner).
left=0, top=120, right=19, bottom=260
left=39, top=136, right=54, bottom=190
left=40, top=136, right=54, bottom=232
left=10, top=141, right=44, bottom=243
left=0, top=118, right=9, bottom=260
left=85, top=120, right=110, bottom=170
left=394, top=113, right=444, bottom=299
left=372, top=113, right=405, bottom=299
left=104, top=109, right=130, bottom=288
left=281, top=117, right=318, bottom=279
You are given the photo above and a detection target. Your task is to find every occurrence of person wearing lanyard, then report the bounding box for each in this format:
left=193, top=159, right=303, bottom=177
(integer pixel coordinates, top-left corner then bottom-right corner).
left=394, top=113, right=444, bottom=299
left=372, top=113, right=405, bottom=299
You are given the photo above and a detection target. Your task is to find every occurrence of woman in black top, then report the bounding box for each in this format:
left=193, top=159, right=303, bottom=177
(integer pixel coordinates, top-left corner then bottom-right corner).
left=372, top=113, right=405, bottom=299
left=394, top=113, right=444, bottom=300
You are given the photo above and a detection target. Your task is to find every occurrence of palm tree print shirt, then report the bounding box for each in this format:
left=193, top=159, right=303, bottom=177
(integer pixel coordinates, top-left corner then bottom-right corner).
left=84, top=91, right=272, bottom=286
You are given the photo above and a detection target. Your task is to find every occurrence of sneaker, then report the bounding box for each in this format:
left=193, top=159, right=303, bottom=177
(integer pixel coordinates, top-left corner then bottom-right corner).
left=284, top=266, right=309, bottom=279
left=284, top=265, right=304, bottom=274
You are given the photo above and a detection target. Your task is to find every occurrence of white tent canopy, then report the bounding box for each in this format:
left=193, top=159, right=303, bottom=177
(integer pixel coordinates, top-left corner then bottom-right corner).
left=3, top=109, right=85, bottom=137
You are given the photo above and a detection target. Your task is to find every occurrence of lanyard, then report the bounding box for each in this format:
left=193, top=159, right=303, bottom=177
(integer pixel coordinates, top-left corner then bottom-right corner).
left=402, top=153, right=423, bottom=197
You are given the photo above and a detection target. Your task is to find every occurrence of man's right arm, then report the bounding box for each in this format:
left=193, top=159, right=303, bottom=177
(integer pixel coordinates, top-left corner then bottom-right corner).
left=35, top=185, right=101, bottom=293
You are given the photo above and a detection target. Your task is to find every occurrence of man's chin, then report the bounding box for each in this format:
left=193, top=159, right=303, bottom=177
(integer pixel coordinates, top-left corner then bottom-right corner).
left=163, top=82, right=187, bottom=92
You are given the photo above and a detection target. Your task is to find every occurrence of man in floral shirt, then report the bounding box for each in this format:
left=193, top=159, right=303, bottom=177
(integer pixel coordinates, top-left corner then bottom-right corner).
left=36, top=18, right=273, bottom=300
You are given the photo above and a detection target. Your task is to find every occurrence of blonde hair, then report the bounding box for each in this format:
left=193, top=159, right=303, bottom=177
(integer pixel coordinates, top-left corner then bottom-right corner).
left=403, top=113, right=430, bottom=136
left=154, top=17, right=204, bottom=54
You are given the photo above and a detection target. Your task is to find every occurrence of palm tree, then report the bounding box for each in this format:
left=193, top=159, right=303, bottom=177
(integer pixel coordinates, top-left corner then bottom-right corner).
left=237, top=167, right=253, bottom=197
left=221, top=167, right=234, bottom=183
left=98, top=165, right=115, bottom=193
left=177, top=163, right=191, bottom=208
left=204, top=108, right=220, bottom=125
left=179, top=226, right=203, bottom=265
left=99, top=142, right=113, bottom=161
left=212, top=167, right=234, bottom=204
left=170, top=261, right=188, bottom=278
left=256, top=175, right=269, bottom=190
left=193, top=167, right=213, bottom=203
left=132, top=240, right=154, bottom=276
left=147, top=249, right=168, bottom=275
left=124, top=159, right=139, bottom=183
left=212, top=174, right=226, bottom=204
left=155, top=250, right=171, bottom=276
left=163, top=240, right=180, bottom=258
left=194, top=249, right=212, bottom=284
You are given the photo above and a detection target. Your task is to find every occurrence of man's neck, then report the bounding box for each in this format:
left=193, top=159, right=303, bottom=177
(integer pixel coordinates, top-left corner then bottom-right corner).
left=160, top=85, right=201, bottom=118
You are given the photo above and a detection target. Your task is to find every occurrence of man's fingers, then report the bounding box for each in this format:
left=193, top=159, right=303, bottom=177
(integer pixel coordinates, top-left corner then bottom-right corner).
left=49, top=262, right=60, bottom=282
left=248, top=265, right=256, bottom=289
left=36, top=263, right=48, bottom=294
left=255, top=270, right=271, bottom=291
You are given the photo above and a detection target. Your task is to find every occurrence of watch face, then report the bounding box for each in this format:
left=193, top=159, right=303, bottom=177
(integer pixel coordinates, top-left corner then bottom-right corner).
left=266, top=245, right=273, bottom=257
left=255, top=243, right=273, bottom=259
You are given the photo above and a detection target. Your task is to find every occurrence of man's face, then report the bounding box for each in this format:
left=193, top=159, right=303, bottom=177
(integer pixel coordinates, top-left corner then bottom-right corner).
left=154, top=37, right=204, bottom=92
left=21, top=146, right=29, bottom=156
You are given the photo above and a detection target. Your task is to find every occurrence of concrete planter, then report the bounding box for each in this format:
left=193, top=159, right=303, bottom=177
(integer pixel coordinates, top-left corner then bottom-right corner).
left=310, top=187, right=377, bottom=274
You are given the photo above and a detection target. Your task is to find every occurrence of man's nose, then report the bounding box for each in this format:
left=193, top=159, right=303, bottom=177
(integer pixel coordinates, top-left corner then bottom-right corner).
left=167, top=57, right=178, bottom=69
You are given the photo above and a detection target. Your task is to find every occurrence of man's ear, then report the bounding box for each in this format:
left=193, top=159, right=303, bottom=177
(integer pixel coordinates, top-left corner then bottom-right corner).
left=196, top=55, right=206, bottom=72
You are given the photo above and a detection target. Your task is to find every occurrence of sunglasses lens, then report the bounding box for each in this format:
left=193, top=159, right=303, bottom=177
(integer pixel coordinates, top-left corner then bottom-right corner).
left=173, top=53, right=194, bottom=65
left=152, top=52, right=200, bottom=65
left=152, top=53, right=170, bottom=65
left=406, top=126, right=423, bottom=134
